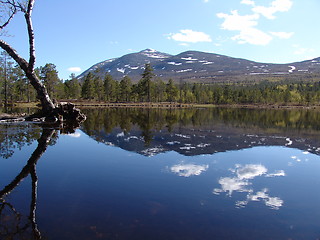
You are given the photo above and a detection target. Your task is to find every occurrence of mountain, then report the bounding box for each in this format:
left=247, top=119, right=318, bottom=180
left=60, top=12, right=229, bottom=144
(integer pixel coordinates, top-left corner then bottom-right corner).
left=78, top=49, right=320, bottom=82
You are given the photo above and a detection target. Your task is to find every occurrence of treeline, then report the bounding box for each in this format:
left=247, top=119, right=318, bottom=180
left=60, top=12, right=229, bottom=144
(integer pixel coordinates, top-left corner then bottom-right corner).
left=66, top=64, right=320, bottom=105
left=68, top=65, right=320, bottom=105
left=0, top=51, right=66, bottom=104
left=1, top=53, right=320, bottom=106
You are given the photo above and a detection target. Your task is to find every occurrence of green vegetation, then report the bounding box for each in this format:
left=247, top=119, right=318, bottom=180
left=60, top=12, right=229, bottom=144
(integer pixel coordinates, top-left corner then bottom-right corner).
left=1, top=55, right=320, bottom=107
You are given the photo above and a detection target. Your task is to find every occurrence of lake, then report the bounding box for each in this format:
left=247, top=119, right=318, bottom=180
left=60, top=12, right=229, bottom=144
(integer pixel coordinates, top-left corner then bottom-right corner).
left=1, top=107, right=320, bottom=240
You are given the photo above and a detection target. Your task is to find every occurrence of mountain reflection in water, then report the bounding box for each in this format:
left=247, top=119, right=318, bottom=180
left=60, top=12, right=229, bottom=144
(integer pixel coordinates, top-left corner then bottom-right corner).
left=81, top=107, right=320, bottom=156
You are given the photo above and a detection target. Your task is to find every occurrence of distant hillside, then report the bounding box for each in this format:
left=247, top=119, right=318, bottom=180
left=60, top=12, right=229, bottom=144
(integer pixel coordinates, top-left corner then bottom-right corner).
left=78, top=49, right=320, bottom=83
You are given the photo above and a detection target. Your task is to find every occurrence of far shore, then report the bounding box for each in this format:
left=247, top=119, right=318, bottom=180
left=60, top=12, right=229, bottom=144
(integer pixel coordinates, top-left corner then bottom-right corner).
left=2, top=101, right=320, bottom=111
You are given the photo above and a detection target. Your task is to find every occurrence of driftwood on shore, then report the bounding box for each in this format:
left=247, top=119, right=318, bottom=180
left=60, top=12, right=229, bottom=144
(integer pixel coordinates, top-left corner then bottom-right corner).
left=0, top=102, right=86, bottom=128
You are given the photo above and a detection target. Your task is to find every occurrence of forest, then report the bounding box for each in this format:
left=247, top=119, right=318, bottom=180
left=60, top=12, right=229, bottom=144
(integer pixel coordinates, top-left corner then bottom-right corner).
left=1, top=52, right=320, bottom=107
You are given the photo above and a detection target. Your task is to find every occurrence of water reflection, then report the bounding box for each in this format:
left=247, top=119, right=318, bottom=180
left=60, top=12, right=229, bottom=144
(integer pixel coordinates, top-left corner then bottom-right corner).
left=0, top=123, right=42, bottom=159
left=213, top=164, right=285, bottom=210
left=81, top=107, right=320, bottom=156
left=1, top=108, right=320, bottom=239
left=0, top=127, right=55, bottom=239
left=170, top=163, right=209, bottom=177
left=0, top=122, right=79, bottom=239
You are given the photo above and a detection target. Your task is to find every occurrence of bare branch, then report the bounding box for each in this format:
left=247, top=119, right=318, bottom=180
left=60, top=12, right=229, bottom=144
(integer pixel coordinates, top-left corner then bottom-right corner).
left=24, top=0, right=35, bottom=70
left=0, top=0, right=26, bottom=11
left=0, top=39, right=29, bottom=72
left=0, top=1, right=36, bottom=70
left=0, top=3, right=17, bottom=30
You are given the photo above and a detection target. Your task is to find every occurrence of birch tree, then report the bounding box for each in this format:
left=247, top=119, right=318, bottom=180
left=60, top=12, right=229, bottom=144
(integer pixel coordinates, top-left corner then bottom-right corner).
left=0, top=0, right=55, bottom=113
left=0, top=0, right=85, bottom=123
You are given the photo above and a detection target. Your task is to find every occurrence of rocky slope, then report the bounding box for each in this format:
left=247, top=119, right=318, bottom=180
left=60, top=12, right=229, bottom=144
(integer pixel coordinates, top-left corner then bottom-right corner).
left=78, top=49, right=320, bottom=82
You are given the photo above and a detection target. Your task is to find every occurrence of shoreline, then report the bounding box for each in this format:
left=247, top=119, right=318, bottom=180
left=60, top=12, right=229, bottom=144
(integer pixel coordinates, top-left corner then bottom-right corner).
left=3, top=101, right=320, bottom=110
left=72, top=102, right=320, bottom=110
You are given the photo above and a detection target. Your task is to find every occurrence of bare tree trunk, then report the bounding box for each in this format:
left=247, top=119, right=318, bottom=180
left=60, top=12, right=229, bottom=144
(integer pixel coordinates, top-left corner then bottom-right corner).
left=0, top=1, right=54, bottom=113
left=0, top=0, right=85, bottom=122
left=0, top=0, right=55, bottom=114
left=0, top=40, right=55, bottom=113
left=26, top=69, right=55, bottom=113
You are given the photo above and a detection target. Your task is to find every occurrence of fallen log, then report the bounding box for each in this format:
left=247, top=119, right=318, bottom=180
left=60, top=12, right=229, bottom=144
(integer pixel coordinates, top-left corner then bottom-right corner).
left=0, top=102, right=86, bottom=128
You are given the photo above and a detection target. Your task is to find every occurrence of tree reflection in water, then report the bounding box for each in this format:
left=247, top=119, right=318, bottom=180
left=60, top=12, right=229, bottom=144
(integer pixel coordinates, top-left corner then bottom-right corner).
left=0, top=122, right=80, bottom=240
left=80, top=107, right=320, bottom=156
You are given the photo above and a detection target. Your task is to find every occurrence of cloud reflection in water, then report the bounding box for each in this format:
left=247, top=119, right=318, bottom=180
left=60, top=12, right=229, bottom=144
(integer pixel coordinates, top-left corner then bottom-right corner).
left=171, top=164, right=209, bottom=177
left=213, top=164, right=285, bottom=210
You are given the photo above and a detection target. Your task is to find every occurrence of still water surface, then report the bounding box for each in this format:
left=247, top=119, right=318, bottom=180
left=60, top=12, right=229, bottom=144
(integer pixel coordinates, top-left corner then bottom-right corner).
left=1, top=107, right=320, bottom=239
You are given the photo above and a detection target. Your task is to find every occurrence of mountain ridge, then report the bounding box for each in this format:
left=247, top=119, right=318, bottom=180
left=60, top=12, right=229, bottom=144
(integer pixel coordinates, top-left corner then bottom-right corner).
left=78, top=49, right=320, bottom=82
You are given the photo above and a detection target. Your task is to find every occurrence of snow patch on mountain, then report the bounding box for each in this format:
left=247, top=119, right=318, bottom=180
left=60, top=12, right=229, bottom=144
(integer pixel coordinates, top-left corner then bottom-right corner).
left=202, top=61, right=214, bottom=65
left=168, top=62, right=182, bottom=66
left=177, top=69, right=193, bottom=73
left=181, top=57, right=198, bottom=61
left=130, top=66, right=140, bottom=70
left=78, top=49, right=320, bottom=82
left=140, top=49, right=170, bottom=59
left=117, top=68, right=125, bottom=74
left=288, top=66, right=296, bottom=73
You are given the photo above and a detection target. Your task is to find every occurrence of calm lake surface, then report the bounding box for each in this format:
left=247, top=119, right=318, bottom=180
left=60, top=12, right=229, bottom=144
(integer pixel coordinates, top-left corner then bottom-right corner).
left=1, top=107, right=320, bottom=240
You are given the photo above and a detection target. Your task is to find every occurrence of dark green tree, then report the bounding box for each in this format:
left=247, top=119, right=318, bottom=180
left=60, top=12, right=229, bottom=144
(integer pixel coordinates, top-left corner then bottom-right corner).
left=40, top=63, right=61, bottom=99
left=0, top=52, right=14, bottom=108
left=64, top=73, right=81, bottom=99
left=94, top=76, right=104, bottom=101
left=139, top=63, right=155, bottom=102
left=11, top=64, right=28, bottom=102
left=154, top=77, right=167, bottom=102
left=166, top=79, right=178, bottom=102
left=103, top=73, right=118, bottom=102
left=119, top=76, right=132, bottom=102
left=81, top=72, right=96, bottom=100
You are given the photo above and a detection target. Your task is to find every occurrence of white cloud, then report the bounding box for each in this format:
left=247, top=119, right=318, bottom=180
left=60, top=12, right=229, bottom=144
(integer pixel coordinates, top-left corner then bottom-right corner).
left=252, top=0, right=293, bottom=19
left=67, top=132, right=81, bottom=138
left=217, top=10, right=259, bottom=31
left=270, top=31, right=294, bottom=39
left=237, top=188, right=284, bottom=209
left=232, top=28, right=273, bottom=45
left=217, top=10, right=272, bottom=46
left=171, top=163, right=209, bottom=177
left=213, top=164, right=285, bottom=209
left=236, top=164, right=268, bottom=180
left=168, top=29, right=212, bottom=43
left=179, top=43, right=190, bottom=47
left=217, top=0, right=293, bottom=46
left=266, top=170, right=286, bottom=177
left=292, top=45, right=316, bottom=59
left=67, top=67, right=82, bottom=73
left=241, top=0, right=255, bottom=5
left=203, top=0, right=209, bottom=2
left=294, top=47, right=315, bottom=56
left=213, top=177, right=251, bottom=196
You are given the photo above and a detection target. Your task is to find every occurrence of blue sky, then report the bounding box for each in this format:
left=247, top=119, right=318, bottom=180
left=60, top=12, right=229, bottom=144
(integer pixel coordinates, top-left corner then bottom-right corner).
left=2, top=0, right=320, bottom=79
